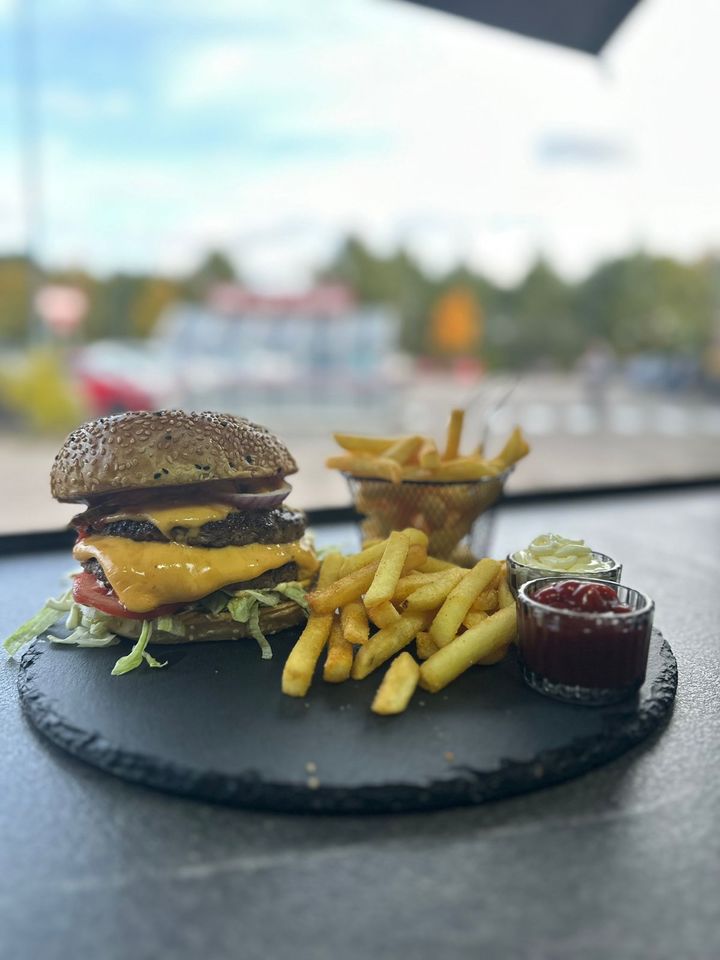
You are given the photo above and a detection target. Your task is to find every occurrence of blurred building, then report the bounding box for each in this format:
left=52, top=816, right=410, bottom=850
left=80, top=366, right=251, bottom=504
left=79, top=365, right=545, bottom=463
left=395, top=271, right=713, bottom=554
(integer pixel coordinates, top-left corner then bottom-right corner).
left=149, top=284, right=404, bottom=432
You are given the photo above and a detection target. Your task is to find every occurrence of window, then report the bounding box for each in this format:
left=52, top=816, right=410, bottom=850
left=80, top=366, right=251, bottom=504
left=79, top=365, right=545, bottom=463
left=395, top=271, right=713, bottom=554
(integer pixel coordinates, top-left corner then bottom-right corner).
left=1, top=0, right=718, bottom=532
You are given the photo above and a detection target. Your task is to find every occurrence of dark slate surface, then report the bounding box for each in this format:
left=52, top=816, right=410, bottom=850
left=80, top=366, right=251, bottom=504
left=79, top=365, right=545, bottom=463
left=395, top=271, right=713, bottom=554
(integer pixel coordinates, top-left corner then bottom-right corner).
left=18, top=630, right=676, bottom=814
left=1, top=490, right=718, bottom=960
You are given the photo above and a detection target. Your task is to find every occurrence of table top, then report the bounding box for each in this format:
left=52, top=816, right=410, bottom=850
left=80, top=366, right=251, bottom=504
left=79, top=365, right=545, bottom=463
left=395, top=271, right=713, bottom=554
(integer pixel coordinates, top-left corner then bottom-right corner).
left=1, top=489, right=718, bottom=960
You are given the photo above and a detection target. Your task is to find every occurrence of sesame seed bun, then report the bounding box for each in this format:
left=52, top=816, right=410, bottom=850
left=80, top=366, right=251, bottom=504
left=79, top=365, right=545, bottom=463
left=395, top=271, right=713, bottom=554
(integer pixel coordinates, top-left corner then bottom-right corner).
left=51, top=410, right=298, bottom=503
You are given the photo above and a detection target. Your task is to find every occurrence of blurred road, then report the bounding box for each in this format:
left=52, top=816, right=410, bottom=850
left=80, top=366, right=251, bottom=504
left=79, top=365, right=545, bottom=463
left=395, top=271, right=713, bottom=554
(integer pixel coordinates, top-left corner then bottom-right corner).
left=3, top=372, right=719, bottom=533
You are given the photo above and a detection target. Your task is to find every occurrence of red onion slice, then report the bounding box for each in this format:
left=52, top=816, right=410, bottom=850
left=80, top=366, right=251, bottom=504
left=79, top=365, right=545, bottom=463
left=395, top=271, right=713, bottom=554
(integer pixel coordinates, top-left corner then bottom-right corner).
left=217, top=480, right=292, bottom=510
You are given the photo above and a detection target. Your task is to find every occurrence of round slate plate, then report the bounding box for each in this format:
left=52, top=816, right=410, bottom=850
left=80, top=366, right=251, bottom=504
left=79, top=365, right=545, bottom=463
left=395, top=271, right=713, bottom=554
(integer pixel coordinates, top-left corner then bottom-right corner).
left=18, top=629, right=676, bottom=814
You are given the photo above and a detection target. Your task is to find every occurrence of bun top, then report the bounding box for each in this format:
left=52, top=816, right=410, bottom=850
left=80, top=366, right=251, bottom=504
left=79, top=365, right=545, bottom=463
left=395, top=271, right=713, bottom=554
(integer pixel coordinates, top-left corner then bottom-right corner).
left=51, top=410, right=298, bottom=503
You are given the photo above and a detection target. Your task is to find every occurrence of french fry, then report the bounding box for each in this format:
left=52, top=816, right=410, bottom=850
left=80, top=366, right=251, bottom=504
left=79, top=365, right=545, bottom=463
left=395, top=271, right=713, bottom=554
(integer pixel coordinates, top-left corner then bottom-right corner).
left=471, top=589, right=499, bottom=613
left=342, top=528, right=427, bottom=577
left=325, top=454, right=402, bottom=484
left=328, top=422, right=530, bottom=496
left=341, top=600, right=369, bottom=646
left=383, top=435, right=424, bottom=465
left=309, top=560, right=379, bottom=615
left=365, top=530, right=411, bottom=608
left=477, top=643, right=510, bottom=666
left=309, top=542, right=426, bottom=615
left=463, top=610, right=489, bottom=630
left=418, top=556, right=456, bottom=573
left=351, top=612, right=428, bottom=680
left=498, top=578, right=515, bottom=609
left=399, top=460, right=500, bottom=482
left=371, top=653, right=420, bottom=715
left=418, top=438, right=441, bottom=470
left=430, top=558, right=500, bottom=648
left=420, top=605, right=517, bottom=692
left=366, top=600, right=401, bottom=629
left=340, top=539, right=387, bottom=576
left=491, top=425, right=530, bottom=468
left=281, top=552, right=344, bottom=697
left=393, top=570, right=448, bottom=603
left=443, top=408, right=465, bottom=461
left=415, top=631, right=438, bottom=660
left=323, top=616, right=354, bottom=683
left=281, top=614, right=334, bottom=697
left=400, top=541, right=429, bottom=576
left=393, top=570, right=432, bottom=600
left=333, top=434, right=397, bottom=455
left=405, top=566, right=465, bottom=611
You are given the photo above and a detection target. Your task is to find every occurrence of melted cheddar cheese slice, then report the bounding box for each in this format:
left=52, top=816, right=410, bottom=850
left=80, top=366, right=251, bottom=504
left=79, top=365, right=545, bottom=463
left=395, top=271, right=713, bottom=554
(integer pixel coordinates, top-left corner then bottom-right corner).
left=102, top=502, right=234, bottom=539
left=74, top=535, right=318, bottom=613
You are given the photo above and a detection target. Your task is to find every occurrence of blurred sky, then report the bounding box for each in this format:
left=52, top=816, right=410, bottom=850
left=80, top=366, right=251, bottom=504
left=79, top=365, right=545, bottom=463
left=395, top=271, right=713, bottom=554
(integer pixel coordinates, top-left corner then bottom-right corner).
left=0, top=0, right=718, bottom=287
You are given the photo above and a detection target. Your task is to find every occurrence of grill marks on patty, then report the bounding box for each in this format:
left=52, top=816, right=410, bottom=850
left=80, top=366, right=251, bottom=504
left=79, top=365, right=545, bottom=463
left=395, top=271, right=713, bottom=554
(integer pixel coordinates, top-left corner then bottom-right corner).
left=77, top=505, right=306, bottom=548
left=82, top=557, right=301, bottom=595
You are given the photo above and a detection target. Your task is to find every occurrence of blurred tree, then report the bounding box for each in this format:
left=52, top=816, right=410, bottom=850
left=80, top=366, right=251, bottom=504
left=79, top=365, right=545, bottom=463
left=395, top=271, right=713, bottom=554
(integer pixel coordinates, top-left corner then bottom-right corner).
left=183, top=250, right=238, bottom=301
left=1, top=241, right=715, bottom=365
left=504, top=257, right=580, bottom=368
left=319, top=235, right=434, bottom=354
left=131, top=277, right=182, bottom=337
left=0, top=347, right=86, bottom=432
left=0, top=256, right=33, bottom=342
left=578, top=252, right=714, bottom=355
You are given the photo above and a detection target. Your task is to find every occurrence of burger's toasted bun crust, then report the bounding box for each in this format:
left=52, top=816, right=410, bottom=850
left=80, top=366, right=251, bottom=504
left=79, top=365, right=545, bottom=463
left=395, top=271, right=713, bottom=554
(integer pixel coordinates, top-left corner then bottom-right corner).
left=105, top=598, right=307, bottom=645
left=51, top=410, right=298, bottom=503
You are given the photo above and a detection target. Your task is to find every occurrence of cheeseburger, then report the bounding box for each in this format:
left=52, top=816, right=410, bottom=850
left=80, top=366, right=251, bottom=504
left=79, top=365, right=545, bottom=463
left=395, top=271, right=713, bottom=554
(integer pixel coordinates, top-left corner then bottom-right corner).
left=5, top=410, right=318, bottom=674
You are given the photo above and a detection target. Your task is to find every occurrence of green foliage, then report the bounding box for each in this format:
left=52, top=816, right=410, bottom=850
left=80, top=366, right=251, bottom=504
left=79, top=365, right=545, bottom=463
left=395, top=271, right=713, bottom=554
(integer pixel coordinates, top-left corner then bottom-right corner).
left=0, top=256, right=34, bottom=341
left=181, top=250, right=238, bottom=302
left=321, top=238, right=717, bottom=368
left=576, top=253, right=714, bottom=355
left=0, top=347, right=86, bottom=433
left=0, top=244, right=714, bottom=370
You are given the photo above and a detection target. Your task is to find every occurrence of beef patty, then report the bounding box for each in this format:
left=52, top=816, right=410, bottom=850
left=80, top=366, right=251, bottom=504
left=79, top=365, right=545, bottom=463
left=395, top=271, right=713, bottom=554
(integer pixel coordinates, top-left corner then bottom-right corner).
left=81, top=557, right=301, bottom=595
left=76, top=505, right=306, bottom=549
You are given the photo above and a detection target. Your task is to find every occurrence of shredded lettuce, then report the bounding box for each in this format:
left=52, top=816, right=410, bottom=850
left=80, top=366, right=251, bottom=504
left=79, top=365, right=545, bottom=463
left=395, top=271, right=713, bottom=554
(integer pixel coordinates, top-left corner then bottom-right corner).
left=111, top=620, right=167, bottom=676
left=3, top=589, right=73, bottom=657
left=247, top=604, right=272, bottom=659
left=49, top=603, right=118, bottom=648
left=155, top=615, right=186, bottom=636
left=223, top=582, right=309, bottom=659
left=227, top=591, right=279, bottom=617
left=48, top=627, right=118, bottom=648
left=226, top=591, right=279, bottom=658
left=273, top=582, right=310, bottom=611
left=198, top=591, right=229, bottom=615
left=3, top=578, right=310, bottom=674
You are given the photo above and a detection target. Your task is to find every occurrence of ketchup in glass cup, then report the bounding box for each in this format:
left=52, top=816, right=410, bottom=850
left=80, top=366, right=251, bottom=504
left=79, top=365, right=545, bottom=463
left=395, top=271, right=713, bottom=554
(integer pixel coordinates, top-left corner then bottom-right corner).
left=516, top=578, right=655, bottom=705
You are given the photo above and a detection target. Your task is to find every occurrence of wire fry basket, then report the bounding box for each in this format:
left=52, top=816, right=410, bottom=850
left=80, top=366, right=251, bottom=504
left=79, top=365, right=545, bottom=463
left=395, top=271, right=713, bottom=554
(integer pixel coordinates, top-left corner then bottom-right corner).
left=344, top=468, right=513, bottom=565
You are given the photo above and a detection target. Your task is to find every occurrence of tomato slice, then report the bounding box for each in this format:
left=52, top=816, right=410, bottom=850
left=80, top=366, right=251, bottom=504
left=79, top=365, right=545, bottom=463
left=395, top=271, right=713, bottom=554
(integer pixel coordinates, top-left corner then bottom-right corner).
left=72, top=571, right=184, bottom=621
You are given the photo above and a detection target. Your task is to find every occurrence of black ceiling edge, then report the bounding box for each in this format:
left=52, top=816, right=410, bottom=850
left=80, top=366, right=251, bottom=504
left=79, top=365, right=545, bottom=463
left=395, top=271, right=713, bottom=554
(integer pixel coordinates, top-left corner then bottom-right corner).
left=399, top=0, right=643, bottom=54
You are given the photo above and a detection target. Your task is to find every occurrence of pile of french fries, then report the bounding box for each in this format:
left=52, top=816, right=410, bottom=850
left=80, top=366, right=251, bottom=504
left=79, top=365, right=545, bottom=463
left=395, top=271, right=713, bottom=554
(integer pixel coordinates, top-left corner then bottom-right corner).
left=326, top=409, right=530, bottom=484
left=281, top=527, right=517, bottom=716
left=326, top=410, right=530, bottom=562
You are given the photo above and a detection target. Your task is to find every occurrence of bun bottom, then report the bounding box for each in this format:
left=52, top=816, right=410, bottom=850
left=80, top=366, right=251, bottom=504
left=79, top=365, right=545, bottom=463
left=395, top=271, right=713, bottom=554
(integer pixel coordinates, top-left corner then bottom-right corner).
left=105, top=599, right=307, bottom=645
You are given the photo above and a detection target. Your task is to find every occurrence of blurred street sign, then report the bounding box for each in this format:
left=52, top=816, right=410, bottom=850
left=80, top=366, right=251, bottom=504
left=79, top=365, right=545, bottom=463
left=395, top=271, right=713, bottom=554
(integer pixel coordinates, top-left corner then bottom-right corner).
left=35, top=285, right=88, bottom=336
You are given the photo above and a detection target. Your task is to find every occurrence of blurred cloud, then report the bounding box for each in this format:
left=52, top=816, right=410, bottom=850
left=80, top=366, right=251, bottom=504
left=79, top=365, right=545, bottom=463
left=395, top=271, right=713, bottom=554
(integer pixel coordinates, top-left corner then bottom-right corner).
left=0, top=0, right=719, bottom=285
left=536, top=132, right=629, bottom=166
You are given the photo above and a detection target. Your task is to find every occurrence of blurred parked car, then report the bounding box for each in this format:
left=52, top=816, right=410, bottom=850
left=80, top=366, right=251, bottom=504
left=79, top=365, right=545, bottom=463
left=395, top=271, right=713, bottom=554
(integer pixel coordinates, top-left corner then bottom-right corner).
left=71, top=342, right=182, bottom=416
